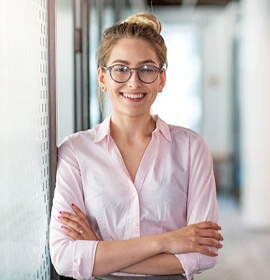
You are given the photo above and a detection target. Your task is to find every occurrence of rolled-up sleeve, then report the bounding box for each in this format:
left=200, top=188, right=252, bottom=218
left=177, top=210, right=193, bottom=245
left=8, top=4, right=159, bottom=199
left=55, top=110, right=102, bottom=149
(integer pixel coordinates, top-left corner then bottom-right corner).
left=175, top=135, right=219, bottom=280
left=49, top=136, right=99, bottom=279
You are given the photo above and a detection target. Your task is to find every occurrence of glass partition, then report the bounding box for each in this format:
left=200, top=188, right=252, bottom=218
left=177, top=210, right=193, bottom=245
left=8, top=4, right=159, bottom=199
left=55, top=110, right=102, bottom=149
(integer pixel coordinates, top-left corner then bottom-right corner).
left=0, top=0, right=52, bottom=278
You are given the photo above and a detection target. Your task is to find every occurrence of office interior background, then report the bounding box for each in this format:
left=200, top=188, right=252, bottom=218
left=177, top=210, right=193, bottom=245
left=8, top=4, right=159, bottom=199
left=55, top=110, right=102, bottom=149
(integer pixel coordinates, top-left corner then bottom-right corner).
left=0, top=0, right=269, bottom=279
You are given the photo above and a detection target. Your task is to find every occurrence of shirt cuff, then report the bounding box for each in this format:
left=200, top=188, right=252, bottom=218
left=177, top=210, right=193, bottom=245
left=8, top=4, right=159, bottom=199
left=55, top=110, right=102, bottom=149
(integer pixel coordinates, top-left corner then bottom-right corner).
left=175, top=251, right=218, bottom=280
left=175, top=253, right=199, bottom=280
left=73, top=240, right=99, bottom=279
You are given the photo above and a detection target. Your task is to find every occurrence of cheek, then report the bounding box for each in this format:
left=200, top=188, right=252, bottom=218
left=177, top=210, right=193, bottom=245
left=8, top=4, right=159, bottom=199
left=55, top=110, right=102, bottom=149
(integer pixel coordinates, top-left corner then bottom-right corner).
left=149, top=90, right=158, bottom=103
left=106, top=85, right=122, bottom=100
left=103, top=75, right=110, bottom=86
left=151, top=84, right=161, bottom=95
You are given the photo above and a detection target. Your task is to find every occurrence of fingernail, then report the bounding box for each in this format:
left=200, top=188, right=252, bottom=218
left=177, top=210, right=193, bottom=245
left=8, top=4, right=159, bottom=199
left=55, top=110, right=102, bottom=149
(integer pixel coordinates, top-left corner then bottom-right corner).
left=71, top=203, right=75, bottom=208
left=58, top=216, right=62, bottom=220
left=59, top=211, right=63, bottom=215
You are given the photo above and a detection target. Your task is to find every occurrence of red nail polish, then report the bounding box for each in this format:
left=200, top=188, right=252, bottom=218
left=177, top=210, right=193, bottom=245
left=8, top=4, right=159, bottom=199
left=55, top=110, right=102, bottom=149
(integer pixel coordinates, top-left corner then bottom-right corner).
left=58, top=216, right=62, bottom=220
left=59, top=211, right=63, bottom=215
left=72, top=203, right=75, bottom=208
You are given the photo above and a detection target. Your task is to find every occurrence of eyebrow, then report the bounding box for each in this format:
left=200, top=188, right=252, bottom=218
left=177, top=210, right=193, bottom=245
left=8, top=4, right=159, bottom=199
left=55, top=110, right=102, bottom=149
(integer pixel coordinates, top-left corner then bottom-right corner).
left=111, top=59, right=158, bottom=66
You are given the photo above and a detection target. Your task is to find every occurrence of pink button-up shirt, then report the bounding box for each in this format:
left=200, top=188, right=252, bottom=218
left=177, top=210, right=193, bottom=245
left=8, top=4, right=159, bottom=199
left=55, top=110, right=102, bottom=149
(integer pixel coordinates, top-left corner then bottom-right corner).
left=50, top=115, right=218, bottom=280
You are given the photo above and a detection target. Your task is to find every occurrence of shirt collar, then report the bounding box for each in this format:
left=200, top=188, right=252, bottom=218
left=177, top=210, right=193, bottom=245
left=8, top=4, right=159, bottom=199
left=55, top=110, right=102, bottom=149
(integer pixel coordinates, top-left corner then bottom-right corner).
left=93, top=115, right=172, bottom=144
left=93, top=115, right=111, bottom=144
left=152, top=115, right=172, bottom=143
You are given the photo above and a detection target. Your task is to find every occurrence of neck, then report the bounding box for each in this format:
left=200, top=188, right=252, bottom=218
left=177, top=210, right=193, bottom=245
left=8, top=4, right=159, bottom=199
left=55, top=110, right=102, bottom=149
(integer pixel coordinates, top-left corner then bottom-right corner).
left=110, top=114, right=156, bottom=142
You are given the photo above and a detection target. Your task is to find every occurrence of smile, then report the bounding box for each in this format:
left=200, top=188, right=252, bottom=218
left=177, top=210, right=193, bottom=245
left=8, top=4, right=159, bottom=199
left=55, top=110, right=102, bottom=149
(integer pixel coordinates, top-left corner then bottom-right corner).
left=122, top=93, right=146, bottom=99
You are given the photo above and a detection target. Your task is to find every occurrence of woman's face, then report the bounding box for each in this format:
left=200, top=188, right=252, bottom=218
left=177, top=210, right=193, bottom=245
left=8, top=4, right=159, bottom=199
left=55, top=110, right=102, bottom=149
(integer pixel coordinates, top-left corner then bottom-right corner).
left=98, top=38, right=166, bottom=119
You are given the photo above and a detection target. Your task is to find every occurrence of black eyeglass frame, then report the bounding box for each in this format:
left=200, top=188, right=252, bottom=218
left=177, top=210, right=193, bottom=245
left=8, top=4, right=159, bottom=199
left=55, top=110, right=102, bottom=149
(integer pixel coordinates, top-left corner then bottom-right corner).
left=101, top=64, right=164, bottom=84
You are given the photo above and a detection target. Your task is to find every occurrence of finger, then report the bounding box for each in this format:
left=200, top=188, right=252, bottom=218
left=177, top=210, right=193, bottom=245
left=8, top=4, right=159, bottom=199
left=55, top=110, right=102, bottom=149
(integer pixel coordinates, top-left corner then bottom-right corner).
left=198, top=237, right=223, bottom=249
left=189, top=231, right=223, bottom=249
left=200, top=229, right=224, bottom=241
left=188, top=240, right=220, bottom=256
left=58, top=215, right=86, bottom=235
left=61, top=226, right=84, bottom=240
left=195, top=221, right=222, bottom=231
left=59, top=212, right=100, bottom=241
left=60, top=211, right=89, bottom=231
left=71, top=204, right=91, bottom=228
left=195, top=244, right=219, bottom=257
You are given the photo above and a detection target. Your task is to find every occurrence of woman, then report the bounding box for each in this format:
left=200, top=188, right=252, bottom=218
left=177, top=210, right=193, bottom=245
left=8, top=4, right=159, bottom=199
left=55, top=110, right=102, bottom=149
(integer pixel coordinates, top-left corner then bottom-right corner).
left=50, top=12, right=223, bottom=280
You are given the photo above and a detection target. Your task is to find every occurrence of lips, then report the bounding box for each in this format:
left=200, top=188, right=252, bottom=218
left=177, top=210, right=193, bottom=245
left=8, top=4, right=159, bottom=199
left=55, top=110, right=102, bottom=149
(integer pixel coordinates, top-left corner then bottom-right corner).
left=121, top=92, right=146, bottom=99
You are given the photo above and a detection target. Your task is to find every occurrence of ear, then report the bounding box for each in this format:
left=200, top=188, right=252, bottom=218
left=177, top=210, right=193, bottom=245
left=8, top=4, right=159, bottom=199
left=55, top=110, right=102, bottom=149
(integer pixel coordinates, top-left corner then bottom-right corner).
left=97, top=67, right=107, bottom=91
left=158, top=69, right=166, bottom=93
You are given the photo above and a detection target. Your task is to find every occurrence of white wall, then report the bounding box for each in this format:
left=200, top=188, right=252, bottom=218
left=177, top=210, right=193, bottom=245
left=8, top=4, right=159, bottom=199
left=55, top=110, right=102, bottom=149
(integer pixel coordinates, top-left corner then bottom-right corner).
left=239, top=0, right=270, bottom=229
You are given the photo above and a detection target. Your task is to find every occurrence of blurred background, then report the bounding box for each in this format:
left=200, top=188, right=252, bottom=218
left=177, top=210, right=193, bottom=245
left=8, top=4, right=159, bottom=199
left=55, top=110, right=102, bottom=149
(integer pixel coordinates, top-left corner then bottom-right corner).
left=1, top=0, right=270, bottom=279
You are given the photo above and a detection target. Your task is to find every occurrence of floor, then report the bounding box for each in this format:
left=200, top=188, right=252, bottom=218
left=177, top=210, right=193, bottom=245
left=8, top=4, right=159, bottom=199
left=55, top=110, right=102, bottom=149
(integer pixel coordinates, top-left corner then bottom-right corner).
left=196, top=195, right=270, bottom=280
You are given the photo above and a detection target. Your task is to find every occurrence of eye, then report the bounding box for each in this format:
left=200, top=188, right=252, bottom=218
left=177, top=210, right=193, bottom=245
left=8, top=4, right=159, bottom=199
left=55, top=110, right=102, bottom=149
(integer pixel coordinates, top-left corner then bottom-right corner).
left=140, top=65, right=157, bottom=73
left=112, top=65, right=129, bottom=73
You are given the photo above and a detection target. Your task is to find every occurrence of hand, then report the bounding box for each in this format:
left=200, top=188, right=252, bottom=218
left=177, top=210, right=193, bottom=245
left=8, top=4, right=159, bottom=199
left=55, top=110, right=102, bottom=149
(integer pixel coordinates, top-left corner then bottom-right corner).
left=58, top=204, right=99, bottom=241
left=161, top=221, right=223, bottom=257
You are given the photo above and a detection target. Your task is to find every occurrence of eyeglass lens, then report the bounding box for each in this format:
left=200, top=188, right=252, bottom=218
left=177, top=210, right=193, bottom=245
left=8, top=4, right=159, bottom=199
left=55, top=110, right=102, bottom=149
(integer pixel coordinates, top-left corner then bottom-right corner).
left=110, top=65, right=160, bottom=84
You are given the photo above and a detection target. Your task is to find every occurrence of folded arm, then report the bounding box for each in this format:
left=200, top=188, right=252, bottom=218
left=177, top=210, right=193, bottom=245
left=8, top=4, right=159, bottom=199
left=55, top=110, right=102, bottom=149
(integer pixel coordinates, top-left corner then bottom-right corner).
left=120, top=253, right=184, bottom=275
left=59, top=204, right=222, bottom=277
left=50, top=135, right=222, bottom=279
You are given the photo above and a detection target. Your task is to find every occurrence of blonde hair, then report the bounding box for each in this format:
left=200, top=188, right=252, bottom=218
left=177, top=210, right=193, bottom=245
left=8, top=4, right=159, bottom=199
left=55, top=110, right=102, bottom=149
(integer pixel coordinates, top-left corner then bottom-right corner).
left=124, top=13, right=162, bottom=34
left=97, top=12, right=167, bottom=110
left=97, top=12, right=167, bottom=69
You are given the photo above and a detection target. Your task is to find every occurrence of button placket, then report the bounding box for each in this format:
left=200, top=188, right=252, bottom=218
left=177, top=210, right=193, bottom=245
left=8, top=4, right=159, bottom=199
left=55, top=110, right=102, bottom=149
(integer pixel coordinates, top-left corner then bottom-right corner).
left=128, top=189, right=140, bottom=238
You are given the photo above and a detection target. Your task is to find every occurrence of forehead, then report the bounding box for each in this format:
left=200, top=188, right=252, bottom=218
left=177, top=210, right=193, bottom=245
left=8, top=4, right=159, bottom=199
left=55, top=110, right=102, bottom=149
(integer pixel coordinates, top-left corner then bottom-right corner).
left=107, top=38, right=159, bottom=65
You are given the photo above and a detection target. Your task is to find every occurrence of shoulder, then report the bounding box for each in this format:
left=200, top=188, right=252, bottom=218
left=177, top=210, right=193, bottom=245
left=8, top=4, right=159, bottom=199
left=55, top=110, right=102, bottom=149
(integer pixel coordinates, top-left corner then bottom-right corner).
left=173, top=124, right=209, bottom=148
left=156, top=115, right=203, bottom=143
left=168, top=123, right=201, bottom=140
left=156, top=116, right=210, bottom=152
left=58, top=124, right=101, bottom=152
left=166, top=125, right=214, bottom=172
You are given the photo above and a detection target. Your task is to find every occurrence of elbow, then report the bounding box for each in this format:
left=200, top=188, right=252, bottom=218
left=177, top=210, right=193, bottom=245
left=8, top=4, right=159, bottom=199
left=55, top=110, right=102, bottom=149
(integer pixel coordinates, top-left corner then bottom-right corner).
left=52, top=262, right=69, bottom=278
left=50, top=237, right=99, bottom=279
left=175, top=252, right=218, bottom=280
left=51, top=256, right=69, bottom=278
left=50, top=240, right=74, bottom=278
left=198, top=254, right=218, bottom=273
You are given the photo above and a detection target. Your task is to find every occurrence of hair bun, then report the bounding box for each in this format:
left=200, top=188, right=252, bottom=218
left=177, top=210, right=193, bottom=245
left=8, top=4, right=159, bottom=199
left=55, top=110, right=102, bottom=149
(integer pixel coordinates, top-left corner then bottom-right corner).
left=124, top=13, right=162, bottom=34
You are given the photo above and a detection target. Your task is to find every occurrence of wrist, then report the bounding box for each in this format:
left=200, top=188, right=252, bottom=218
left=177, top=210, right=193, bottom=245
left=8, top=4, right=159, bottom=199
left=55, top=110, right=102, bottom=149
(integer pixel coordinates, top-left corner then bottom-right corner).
left=152, top=233, right=167, bottom=254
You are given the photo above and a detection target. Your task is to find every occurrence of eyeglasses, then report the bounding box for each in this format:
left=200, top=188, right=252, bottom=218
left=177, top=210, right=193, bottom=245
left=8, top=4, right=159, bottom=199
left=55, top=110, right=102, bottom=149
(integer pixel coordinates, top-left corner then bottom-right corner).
left=101, top=64, right=163, bottom=84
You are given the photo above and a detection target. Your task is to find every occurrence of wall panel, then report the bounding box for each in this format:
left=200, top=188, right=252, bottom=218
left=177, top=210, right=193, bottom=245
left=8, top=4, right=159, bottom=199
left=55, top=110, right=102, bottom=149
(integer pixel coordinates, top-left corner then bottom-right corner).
left=0, top=0, right=51, bottom=278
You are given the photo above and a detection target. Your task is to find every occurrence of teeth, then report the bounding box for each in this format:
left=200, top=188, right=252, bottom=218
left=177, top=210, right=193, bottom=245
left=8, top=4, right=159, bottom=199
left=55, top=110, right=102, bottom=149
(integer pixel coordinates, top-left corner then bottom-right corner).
left=123, top=93, right=144, bottom=99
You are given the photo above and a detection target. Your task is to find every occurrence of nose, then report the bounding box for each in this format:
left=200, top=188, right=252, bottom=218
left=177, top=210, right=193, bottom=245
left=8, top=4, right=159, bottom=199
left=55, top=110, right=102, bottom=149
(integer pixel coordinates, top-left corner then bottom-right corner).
left=127, top=70, right=142, bottom=88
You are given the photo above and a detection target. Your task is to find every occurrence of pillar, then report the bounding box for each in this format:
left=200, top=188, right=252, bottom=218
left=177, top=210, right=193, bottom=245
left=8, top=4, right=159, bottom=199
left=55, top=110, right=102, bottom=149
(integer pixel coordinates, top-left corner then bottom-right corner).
left=239, top=0, right=270, bottom=229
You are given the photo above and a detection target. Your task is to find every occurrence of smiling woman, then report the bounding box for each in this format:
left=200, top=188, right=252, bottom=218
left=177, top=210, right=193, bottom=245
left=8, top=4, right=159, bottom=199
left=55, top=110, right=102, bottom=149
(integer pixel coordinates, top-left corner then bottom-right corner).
left=50, top=12, right=222, bottom=280
left=97, top=37, right=166, bottom=121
